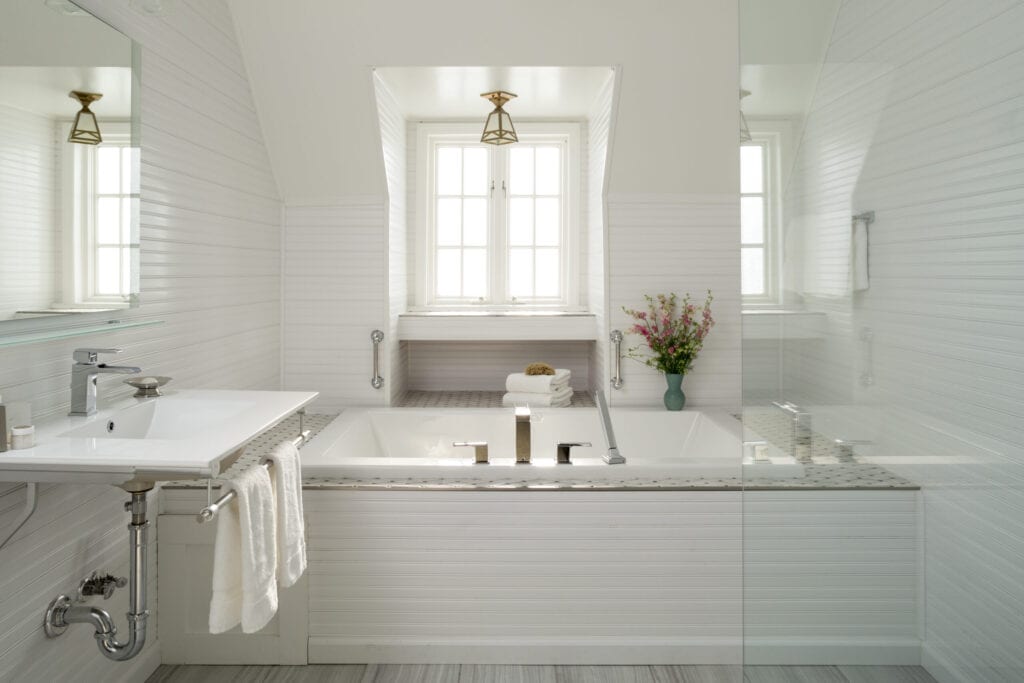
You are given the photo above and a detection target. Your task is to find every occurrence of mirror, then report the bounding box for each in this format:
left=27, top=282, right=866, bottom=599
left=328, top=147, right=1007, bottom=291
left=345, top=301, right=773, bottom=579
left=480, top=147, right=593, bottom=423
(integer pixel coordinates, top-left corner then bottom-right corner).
left=0, top=0, right=138, bottom=326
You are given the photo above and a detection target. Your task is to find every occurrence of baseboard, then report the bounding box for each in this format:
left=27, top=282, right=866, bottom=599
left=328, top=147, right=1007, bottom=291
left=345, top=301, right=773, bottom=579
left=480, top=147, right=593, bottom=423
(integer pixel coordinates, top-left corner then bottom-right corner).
left=744, top=638, right=921, bottom=666
left=118, top=645, right=161, bottom=683
left=308, top=638, right=743, bottom=665
left=922, top=644, right=966, bottom=683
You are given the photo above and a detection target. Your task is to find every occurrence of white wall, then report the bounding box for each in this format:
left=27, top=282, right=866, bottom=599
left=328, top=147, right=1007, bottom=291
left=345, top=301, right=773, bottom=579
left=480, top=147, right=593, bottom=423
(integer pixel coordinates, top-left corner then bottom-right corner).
left=0, top=0, right=281, bottom=679
left=0, top=105, right=58, bottom=321
left=770, top=1, right=1024, bottom=680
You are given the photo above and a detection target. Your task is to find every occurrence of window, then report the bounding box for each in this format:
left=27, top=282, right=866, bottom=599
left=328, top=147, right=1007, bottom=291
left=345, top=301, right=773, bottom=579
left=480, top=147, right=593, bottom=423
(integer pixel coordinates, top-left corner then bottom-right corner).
left=740, top=136, right=779, bottom=304
left=61, top=123, right=137, bottom=308
left=416, top=123, right=580, bottom=310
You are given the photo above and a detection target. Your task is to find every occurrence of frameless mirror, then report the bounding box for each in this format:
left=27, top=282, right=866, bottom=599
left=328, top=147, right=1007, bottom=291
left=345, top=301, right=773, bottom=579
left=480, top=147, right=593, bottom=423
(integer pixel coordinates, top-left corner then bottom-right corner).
left=0, top=0, right=139, bottom=327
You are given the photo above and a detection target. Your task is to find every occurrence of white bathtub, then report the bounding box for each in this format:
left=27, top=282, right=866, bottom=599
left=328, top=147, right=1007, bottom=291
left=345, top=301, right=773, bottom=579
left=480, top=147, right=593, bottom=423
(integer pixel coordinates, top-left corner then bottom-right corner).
left=300, top=407, right=801, bottom=483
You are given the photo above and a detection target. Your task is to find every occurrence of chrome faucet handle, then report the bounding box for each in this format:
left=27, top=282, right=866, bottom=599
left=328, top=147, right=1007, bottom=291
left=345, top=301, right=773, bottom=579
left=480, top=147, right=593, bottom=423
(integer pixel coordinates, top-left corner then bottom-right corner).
left=73, top=348, right=122, bottom=364
left=556, top=441, right=592, bottom=465
left=453, top=441, right=489, bottom=464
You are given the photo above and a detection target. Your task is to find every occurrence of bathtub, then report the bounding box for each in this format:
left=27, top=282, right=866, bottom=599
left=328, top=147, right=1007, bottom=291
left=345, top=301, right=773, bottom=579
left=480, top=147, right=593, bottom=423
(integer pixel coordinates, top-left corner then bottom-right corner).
left=300, top=406, right=801, bottom=483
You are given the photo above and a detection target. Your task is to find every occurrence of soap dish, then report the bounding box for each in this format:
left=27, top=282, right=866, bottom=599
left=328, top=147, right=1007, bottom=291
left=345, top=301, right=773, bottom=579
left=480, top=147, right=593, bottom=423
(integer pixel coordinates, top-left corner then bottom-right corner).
left=124, top=376, right=172, bottom=398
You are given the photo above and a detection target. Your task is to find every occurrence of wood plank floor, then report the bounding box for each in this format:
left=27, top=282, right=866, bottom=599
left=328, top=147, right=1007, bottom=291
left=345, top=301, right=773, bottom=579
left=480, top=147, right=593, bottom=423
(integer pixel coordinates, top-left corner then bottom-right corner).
left=147, top=664, right=939, bottom=683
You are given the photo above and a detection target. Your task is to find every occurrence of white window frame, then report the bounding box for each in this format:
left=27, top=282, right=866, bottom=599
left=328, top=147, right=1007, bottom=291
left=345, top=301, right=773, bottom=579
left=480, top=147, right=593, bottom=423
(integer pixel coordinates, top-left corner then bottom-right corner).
left=741, top=131, right=782, bottom=307
left=414, top=122, right=581, bottom=311
left=60, top=121, right=136, bottom=308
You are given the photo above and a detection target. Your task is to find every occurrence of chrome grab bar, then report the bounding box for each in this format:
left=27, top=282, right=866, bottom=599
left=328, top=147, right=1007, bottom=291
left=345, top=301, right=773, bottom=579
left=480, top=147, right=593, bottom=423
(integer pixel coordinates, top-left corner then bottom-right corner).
left=370, top=329, right=384, bottom=389
left=610, top=329, right=624, bottom=390
left=197, top=411, right=310, bottom=523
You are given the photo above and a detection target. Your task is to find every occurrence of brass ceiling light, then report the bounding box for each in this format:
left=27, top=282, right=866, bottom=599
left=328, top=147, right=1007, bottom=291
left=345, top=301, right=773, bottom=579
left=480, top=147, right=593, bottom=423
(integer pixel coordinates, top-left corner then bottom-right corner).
left=68, top=91, right=103, bottom=145
left=480, top=91, right=518, bottom=145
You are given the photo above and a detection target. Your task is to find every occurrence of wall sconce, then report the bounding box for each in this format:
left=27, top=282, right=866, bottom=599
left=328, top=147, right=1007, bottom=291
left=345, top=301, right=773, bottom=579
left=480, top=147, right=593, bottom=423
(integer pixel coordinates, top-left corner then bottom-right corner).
left=68, top=91, right=103, bottom=145
left=739, top=89, right=753, bottom=143
left=480, top=91, right=518, bottom=145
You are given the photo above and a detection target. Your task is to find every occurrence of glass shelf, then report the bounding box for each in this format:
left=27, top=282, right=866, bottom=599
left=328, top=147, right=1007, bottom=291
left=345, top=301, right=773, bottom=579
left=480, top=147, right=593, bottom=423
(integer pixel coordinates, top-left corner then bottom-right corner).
left=0, top=319, right=163, bottom=348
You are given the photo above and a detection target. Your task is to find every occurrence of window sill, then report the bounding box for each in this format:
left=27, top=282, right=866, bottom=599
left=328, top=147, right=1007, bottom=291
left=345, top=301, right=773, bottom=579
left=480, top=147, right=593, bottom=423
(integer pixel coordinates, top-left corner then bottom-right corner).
left=742, top=309, right=826, bottom=340
left=398, top=312, right=598, bottom=341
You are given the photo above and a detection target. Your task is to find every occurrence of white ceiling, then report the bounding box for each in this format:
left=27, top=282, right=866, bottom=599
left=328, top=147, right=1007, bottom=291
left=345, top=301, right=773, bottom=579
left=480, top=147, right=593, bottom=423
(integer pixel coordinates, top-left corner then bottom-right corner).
left=0, top=66, right=132, bottom=118
left=374, top=66, right=615, bottom=120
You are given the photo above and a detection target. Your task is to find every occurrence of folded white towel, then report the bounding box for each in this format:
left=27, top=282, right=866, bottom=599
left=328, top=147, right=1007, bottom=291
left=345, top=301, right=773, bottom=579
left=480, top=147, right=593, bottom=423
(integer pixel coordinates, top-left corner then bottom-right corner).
left=209, top=465, right=278, bottom=634
left=506, top=369, right=571, bottom=394
left=851, top=218, right=870, bottom=291
left=264, top=441, right=307, bottom=588
left=502, top=387, right=574, bottom=407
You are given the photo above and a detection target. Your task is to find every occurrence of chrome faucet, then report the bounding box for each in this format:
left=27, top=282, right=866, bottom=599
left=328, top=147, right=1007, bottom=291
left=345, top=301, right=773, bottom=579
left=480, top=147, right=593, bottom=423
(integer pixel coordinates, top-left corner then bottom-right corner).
left=70, top=348, right=141, bottom=416
left=514, top=406, right=531, bottom=464
left=772, top=401, right=813, bottom=457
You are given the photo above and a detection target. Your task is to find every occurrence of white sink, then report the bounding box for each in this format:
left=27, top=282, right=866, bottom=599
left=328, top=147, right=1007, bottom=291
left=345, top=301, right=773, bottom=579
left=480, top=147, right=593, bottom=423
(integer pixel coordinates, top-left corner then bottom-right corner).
left=0, top=389, right=318, bottom=487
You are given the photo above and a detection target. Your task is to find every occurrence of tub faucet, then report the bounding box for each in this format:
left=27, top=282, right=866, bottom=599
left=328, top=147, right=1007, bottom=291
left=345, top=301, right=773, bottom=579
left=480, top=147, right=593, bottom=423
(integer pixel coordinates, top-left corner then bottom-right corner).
left=514, top=406, right=531, bottom=464
left=772, top=401, right=812, bottom=456
left=70, top=348, right=141, bottom=416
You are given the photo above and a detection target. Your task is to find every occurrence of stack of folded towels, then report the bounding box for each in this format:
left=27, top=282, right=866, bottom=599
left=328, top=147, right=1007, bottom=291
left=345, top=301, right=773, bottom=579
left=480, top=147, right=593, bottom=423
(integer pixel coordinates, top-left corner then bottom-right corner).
left=503, top=365, right=573, bottom=407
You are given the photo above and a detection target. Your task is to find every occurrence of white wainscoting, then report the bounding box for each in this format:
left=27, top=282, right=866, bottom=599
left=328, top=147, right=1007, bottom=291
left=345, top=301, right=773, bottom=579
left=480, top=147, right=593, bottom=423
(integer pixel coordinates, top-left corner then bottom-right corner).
left=772, top=1, right=1024, bottom=680
left=607, top=194, right=741, bottom=410
left=0, top=0, right=282, bottom=679
left=283, top=201, right=388, bottom=412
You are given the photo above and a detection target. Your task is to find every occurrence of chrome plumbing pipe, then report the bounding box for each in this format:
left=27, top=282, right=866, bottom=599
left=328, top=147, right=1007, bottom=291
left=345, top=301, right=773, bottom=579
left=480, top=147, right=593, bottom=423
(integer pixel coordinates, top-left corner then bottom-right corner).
left=44, top=490, right=150, bottom=661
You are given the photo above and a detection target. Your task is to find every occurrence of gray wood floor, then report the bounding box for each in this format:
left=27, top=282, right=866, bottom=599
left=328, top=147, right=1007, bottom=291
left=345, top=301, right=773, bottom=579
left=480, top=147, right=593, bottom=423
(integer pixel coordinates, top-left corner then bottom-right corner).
left=147, top=664, right=938, bottom=683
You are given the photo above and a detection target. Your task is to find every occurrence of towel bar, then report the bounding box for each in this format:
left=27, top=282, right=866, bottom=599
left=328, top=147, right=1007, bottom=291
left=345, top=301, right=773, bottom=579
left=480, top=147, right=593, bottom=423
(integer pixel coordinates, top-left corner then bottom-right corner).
left=196, top=411, right=310, bottom=524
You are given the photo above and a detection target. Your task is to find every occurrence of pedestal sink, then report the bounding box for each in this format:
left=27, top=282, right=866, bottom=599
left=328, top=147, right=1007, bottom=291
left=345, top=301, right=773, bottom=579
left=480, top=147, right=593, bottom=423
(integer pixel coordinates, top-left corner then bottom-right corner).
left=0, top=389, right=318, bottom=488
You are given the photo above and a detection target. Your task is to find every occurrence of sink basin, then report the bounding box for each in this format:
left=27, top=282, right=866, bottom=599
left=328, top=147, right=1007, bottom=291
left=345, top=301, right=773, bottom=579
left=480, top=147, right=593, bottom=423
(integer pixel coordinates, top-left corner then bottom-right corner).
left=60, top=397, right=253, bottom=440
left=0, top=389, right=318, bottom=487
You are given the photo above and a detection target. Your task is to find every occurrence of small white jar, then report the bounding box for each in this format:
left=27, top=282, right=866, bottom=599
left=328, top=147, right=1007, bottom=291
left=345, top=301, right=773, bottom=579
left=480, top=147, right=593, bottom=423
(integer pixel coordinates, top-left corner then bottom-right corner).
left=10, top=425, right=35, bottom=450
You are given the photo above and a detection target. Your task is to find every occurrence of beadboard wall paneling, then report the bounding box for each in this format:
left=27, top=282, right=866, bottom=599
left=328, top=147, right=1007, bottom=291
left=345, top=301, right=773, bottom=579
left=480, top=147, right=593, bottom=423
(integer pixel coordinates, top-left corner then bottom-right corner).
left=0, top=105, right=58, bottom=320
left=282, top=202, right=388, bottom=412
left=405, top=341, right=592, bottom=392
left=588, top=73, right=615, bottom=394
left=0, top=0, right=281, bottom=679
left=770, top=1, right=1024, bottom=680
left=373, top=75, right=408, bottom=405
left=607, top=194, right=741, bottom=409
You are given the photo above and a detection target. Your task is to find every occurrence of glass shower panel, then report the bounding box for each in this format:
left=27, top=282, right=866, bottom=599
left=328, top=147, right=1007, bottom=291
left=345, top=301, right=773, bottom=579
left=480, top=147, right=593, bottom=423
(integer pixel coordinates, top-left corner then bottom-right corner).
left=742, top=1, right=1024, bottom=681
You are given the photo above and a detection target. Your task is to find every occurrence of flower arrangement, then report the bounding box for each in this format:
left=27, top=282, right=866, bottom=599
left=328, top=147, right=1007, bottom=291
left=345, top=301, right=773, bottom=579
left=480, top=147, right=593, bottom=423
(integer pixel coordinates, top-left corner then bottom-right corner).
left=623, top=291, right=715, bottom=375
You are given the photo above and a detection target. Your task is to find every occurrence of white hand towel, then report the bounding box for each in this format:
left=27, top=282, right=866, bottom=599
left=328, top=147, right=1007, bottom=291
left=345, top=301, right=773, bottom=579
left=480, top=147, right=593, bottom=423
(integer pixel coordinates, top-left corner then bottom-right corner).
left=209, top=465, right=278, bottom=634
left=851, top=219, right=870, bottom=291
left=264, top=441, right=307, bottom=588
left=502, top=387, right=574, bottom=407
left=505, top=369, right=571, bottom=393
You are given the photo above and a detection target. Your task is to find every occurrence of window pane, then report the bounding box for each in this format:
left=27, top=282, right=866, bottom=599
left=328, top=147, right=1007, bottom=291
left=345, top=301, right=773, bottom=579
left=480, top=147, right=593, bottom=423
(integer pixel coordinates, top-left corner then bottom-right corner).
left=462, top=248, right=487, bottom=298
left=741, top=247, right=765, bottom=295
left=509, top=247, right=533, bottom=298
left=535, top=147, right=560, bottom=195
left=535, top=248, right=560, bottom=297
left=509, top=147, right=534, bottom=195
left=121, top=147, right=133, bottom=194
left=509, top=198, right=533, bottom=246
left=740, top=145, right=763, bottom=194
left=535, top=198, right=559, bottom=246
left=96, top=247, right=121, bottom=295
left=437, top=147, right=461, bottom=195
left=463, top=147, right=488, bottom=196
left=436, top=198, right=461, bottom=246
left=436, top=248, right=461, bottom=297
left=96, top=197, right=120, bottom=243
left=121, top=247, right=131, bottom=295
left=121, top=198, right=133, bottom=243
left=97, top=147, right=121, bottom=194
left=741, top=196, right=764, bottom=244
left=463, top=198, right=487, bottom=246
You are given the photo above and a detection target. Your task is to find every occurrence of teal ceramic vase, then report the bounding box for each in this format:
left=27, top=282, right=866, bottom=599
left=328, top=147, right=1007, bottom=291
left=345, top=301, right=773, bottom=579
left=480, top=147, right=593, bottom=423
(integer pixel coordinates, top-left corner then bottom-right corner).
left=663, top=373, right=686, bottom=411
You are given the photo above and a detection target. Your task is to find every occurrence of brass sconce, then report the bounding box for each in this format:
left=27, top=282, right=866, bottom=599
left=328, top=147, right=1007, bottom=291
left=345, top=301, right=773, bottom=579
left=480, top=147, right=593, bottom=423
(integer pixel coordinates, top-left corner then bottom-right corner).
left=68, top=91, right=103, bottom=145
left=480, top=91, right=518, bottom=145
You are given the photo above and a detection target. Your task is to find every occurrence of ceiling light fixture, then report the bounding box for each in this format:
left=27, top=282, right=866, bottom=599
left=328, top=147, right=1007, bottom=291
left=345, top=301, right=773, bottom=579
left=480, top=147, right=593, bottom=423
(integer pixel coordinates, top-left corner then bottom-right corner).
left=480, top=91, right=518, bottom=145
left=68, top=91, right=103, bottom=145
left=739, top=89, right=753, bottom=143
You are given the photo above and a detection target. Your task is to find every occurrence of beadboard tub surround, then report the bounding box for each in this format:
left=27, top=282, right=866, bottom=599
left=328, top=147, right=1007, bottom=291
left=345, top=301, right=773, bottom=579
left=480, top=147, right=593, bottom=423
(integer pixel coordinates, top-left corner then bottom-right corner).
left=398, top=312, right=599, bottom=341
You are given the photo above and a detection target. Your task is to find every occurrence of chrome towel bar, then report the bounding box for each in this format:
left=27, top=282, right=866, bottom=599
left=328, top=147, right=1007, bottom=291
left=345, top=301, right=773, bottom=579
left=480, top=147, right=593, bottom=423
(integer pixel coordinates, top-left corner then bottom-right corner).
left=196, top=411, right=310, bottom=524
left=610, top=329, right=624, bottom=390
left=371, top=329, right=384, bottom=389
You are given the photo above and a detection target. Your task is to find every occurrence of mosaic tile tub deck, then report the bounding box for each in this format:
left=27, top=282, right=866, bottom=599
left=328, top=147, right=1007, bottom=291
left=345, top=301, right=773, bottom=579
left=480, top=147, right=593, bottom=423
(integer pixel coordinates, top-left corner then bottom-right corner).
left=163, top=402, right=918, bottom=492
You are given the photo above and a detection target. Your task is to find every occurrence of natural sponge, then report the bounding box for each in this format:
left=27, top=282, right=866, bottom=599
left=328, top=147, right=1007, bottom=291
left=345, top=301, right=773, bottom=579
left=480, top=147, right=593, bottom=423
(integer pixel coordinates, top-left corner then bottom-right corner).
left=525, top=362, right=556, bottom=376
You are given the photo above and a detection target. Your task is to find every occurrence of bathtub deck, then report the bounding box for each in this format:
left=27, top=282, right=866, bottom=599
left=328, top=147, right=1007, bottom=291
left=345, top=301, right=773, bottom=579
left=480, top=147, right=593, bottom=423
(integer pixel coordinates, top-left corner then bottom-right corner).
left=148, top=664, right=938, bottom=682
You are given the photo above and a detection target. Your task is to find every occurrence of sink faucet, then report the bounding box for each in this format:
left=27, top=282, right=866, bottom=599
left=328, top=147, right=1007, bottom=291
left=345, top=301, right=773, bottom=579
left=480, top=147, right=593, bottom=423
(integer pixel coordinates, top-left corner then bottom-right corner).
left=70, top=348, right=141, bottom=416
left=514, top=406, right=531, bottom=464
